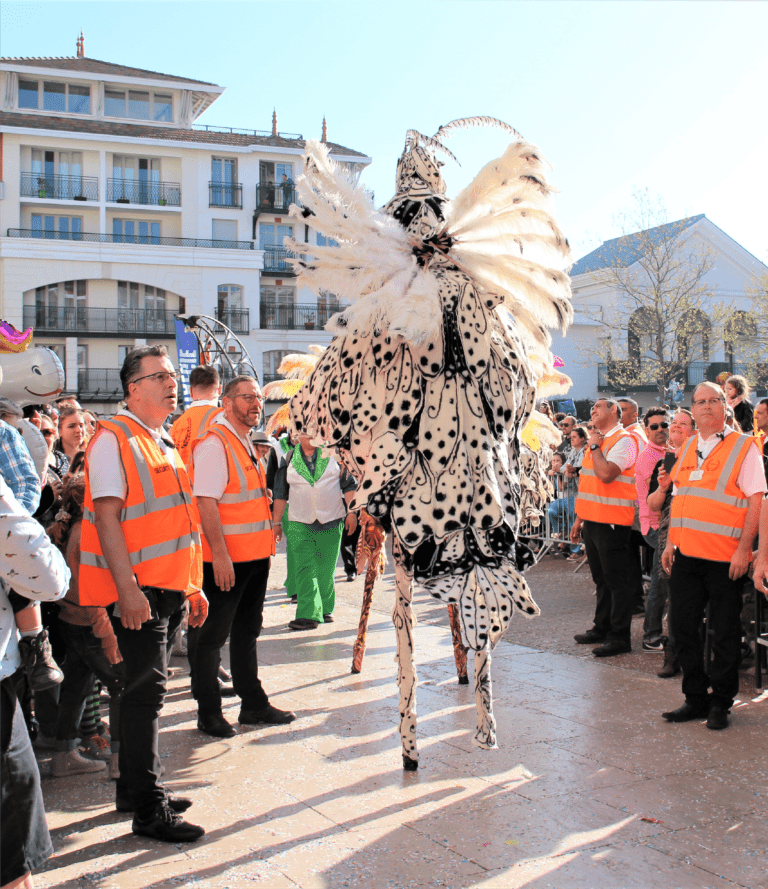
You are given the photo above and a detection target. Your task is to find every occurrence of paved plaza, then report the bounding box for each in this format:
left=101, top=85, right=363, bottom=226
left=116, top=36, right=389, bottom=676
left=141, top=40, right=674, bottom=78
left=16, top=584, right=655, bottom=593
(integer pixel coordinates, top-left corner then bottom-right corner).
left=36, top=549, right=768, bottom=888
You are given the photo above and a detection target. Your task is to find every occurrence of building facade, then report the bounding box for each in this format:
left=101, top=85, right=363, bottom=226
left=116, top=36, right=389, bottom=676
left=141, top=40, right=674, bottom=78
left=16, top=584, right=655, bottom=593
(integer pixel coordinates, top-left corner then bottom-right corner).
left=0, top=51, right=371, bottom=412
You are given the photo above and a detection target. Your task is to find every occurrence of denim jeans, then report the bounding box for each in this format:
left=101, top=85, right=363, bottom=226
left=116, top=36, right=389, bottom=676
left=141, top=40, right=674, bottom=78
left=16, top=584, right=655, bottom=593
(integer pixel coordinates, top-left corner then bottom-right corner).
left=188, top=559, right=270, bottom=716
left=111, top=594, right=184, bottom=818
left=642, top=527, right=665, bottom=644
left=54, top=621, right=125, bottom=752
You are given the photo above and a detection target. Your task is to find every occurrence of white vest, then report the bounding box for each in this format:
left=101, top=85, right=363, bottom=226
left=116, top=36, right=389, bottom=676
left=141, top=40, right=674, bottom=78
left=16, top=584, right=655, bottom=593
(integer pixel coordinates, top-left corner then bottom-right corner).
left=286, top=453, right=346, bottom=524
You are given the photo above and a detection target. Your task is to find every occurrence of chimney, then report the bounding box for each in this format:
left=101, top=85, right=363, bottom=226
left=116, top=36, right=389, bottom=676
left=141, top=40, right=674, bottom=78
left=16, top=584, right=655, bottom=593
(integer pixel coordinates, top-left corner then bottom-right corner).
left=76, top=30, right=84, bottom=59
left=321, top=116, right=327, bottom=143
left=272, top=109, right=277, bottom=136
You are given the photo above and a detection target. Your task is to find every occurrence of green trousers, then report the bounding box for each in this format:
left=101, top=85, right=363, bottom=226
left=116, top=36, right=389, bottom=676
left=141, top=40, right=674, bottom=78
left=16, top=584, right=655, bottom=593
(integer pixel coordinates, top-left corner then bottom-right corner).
left=284, top=520, right=344, bottom=622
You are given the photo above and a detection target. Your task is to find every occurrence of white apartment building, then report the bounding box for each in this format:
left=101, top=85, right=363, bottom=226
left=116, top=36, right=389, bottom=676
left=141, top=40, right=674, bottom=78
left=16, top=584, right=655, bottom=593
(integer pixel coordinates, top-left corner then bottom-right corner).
left=0, top=48, right=371, bottom=412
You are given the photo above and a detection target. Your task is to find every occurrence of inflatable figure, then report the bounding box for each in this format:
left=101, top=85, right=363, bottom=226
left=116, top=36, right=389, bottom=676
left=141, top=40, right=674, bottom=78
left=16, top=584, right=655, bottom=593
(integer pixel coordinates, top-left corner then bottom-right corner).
left=0, top=347, right=64, bottom=407
left=287, top=119, right=573, bottom=768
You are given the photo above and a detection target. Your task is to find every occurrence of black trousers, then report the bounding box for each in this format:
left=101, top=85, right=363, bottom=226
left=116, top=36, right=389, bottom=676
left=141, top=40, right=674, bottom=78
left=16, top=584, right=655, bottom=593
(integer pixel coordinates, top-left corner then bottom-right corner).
left=670, top=551, right=743, bottom=709
left=340, top=523, right=360, bottom=576
left=111, top=595, right=184, bottom=818
left=188, top=558, right=270, bottom=716
left=581, top=520, right=636, bottom=643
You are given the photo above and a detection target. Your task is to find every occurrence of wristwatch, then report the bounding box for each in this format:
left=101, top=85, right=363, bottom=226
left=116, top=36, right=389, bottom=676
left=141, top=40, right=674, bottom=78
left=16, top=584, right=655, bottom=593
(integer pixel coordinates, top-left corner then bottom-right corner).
left=590, top=443, right=600, bottom=451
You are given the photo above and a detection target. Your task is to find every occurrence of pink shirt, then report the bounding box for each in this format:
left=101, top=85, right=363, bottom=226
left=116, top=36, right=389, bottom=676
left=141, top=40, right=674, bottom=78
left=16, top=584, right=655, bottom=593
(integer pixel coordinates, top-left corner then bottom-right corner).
left=636, top=440, right=668, bottom=534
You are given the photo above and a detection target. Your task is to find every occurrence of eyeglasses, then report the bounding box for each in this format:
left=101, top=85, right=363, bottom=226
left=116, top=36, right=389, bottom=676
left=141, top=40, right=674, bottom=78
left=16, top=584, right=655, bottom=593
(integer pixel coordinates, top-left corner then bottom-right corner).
left=647, top=422, right=669, bottom=431
left=130, top=371, right=181, bottom=386
left=41, top=430, right=56, bottom=438
left=692, top=398, right=724, bottom=407
left=232, top=393, right=262, bottom=405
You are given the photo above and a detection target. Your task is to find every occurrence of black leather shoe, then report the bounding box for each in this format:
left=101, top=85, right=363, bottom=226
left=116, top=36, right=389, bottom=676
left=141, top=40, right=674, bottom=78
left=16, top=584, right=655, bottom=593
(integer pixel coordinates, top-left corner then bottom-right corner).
left=707, top=704, right=729, bottom=730
left=346, top=573, right=356, bottom=582
left=116, top=793, right=192, bottom=814
left=574, top=630, right=606, bottom=644
left=197, top=712, right=237, bottom=738
left=239, top=705, right=296, bottom=726
left=132, top=801, right=205, bottom=842
left=593, top=641, right=631, bottom=657
left=323, top=614, right=334, bottom=623
left=288, top=618, right=319, bottom=630
left=662, top=702, right=709, bottom=722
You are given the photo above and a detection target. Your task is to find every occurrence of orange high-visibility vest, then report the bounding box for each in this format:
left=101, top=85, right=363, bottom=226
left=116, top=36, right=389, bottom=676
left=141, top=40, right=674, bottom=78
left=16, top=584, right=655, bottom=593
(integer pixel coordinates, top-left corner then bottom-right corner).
left=669, top=431, right=756, bottom=562
left=575, top=428, right=636, bottom=526
left=191, top=423, right=275, bottom=563
left=79, top=417, right=203, bottom=605
left=626, top=422, right=647, bottom=456
left=170, top=404, right=223, bottom=467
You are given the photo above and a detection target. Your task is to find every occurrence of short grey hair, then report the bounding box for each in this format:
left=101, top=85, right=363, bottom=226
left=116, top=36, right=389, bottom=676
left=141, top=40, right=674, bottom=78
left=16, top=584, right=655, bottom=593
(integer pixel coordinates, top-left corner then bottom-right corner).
left=595, top=397, right=623, bottom=421
left=692, top=381, right=726, bottom=404
left=617, top=396, right=639, bottom=413
left=222, top=374, right=260, bottom=400
left=120, top=345, right=168, bottom=398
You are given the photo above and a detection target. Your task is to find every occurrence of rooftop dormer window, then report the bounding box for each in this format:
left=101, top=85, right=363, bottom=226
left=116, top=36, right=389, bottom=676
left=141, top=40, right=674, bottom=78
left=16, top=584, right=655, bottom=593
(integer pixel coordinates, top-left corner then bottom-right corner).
left=104, top=88, right=173, bottom=122
left=19, top=79, right=91, bottom=115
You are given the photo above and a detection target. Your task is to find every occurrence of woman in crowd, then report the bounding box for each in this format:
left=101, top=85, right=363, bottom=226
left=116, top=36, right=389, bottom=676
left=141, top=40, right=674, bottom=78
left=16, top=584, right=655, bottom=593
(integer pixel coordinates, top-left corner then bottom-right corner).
left=53, top=407, right=86, bottom=476
left=725, top=374, right=753, bottom=432
left=562, top=426, right=587, bottom=560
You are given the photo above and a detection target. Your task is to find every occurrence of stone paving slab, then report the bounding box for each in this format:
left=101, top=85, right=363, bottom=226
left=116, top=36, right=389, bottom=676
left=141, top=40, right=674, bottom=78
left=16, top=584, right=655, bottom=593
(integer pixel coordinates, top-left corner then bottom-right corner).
left=35, top=547, right=768, bottom=888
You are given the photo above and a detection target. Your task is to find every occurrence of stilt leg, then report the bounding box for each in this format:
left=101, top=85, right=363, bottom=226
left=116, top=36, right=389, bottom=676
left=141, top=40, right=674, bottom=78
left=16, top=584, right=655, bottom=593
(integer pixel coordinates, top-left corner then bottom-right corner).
left=351, top=562, right=377, bottom=674
left=472, top=643, right=497, bottom=749
left=393, top=554, right=418, bottom=770
left=447, top=603, right=469, bottom=684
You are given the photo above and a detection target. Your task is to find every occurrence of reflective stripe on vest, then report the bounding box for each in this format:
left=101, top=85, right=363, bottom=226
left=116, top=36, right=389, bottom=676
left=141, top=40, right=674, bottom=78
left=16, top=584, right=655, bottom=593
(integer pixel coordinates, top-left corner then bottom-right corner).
left=192, top=424, right=274, bottom=563
left=669, top=432, right=755, bottom=562
left=575, top=428, right=636, bottom=525
left=79, top=417, right=203, bottom=605
left=171, top=404, right=223, bottom=467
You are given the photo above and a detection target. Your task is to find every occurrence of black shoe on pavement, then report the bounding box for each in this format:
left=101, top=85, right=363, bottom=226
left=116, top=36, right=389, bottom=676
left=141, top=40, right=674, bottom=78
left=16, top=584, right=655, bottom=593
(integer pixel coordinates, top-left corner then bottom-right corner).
left=132, top=801, right=205, bottom=842
left=707, top=704, right=729, bottom=730
left=239, top=705, right=296, bottom=726
left=657, top=650, right=680, bottom=678
left=574, top=630, right=606, bottom=644
left=323, top=614, right=334, bottom=623
left=593, top=641, right=631, bottom=657
left=197, top=712, right=237, bottom=738
left=290, top=594, right=298, bottom=603
left=662, top=702, right=709, bottom=722
left=346, top=573, right=356, bottom=582
left=117, top=793, right=193, bottom=814
left=18, top=629, right=64, bottom=691
left=288, top=618, right=319, bottom=630
left=642, top=638, right=665, bottom=652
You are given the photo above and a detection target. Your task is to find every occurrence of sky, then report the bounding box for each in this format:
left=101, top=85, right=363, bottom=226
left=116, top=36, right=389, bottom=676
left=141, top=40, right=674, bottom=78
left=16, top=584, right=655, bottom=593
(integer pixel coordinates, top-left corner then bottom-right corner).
left=2, top=0, right=768, bottom=263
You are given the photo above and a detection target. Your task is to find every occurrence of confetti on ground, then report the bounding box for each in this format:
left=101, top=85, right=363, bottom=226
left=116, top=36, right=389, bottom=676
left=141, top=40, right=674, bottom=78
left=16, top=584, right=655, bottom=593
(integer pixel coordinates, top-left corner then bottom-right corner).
left=640, top=817, right=663, bottom=824
left=482, top=842, right=492, bottom=847
left=505, top=840, right=520, bottom=846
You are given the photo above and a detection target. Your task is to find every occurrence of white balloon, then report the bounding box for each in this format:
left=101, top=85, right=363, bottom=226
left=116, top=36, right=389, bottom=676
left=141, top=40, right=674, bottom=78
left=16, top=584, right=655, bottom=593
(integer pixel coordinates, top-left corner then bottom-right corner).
left=16, top=418, right=49, bottom=480
left=0, top=348, right=65, bottom=407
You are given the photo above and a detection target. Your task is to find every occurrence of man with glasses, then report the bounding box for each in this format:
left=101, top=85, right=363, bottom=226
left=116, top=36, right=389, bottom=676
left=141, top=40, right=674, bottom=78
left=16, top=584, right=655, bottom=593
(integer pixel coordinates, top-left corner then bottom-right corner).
left=188, top=375, right=293, bottom=739
left=661, top=382, right=765, bottom=730
left=556, top=415, right=576, bottom=458
left=636, top=408, right=671, bottom=652
left=79, top=345, right=208, bottom=842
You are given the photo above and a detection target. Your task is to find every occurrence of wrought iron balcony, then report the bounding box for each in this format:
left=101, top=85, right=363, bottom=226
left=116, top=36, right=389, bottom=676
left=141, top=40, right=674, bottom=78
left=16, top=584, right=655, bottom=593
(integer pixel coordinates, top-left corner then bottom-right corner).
left=596, top=360, right=753, bottom=392
left=8, top=228, right=254, bottom=250
left=214, top=309, right=250, bottom=334
left=23, top=305, right=178, bottom=337
left=107, top=179, right=181, bottom=206
left=77, top=368, right=123, bottom=401
left=20, top=172, right=98, bottom=201
left=259, top=302, right=336, bottom=330
left=262, top=246, right=296, bottom=274
left=256, top=183, right=297, bottom=214
left=208, top=181, right=243, bottom=208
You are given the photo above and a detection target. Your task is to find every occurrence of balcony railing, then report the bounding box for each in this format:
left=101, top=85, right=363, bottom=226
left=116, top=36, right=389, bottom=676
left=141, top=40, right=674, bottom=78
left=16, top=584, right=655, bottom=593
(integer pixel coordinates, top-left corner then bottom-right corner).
left=259, top=302, right=338, bottom=330
left=262, top=246, right=295, bottom=274
left=20, top=172, right=99, bottom=201
left=597, top=360, right=754, bottom=392
left=209, top=181, right=243, bottom=208
left=215, top=309, right=250, bottom=334
left=24, top=305, right=178, bottom=337
left=77, top=368, right=123, bottom=401
left=107, top=179, right=181, bottom=206
left=194, top=124, right=303, bottom=139
left=256, top=183, right=297, bottom=214
left=8, top=228, right=254, bottom=250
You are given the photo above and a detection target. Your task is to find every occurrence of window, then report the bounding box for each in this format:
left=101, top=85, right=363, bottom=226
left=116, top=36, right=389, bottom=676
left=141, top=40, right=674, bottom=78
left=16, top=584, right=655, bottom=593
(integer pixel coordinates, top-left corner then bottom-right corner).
left=212, top=220, right=238, bottom=243
left=41, top=343, right=66, bottom=365
left=77, top=344, right=88, bottom=370
left=217, top=285, right=246, bottom=331
left=31, top=149, right=83, bottom=198
left=104, top=89, right=173, bottom=122
left=676, top=310, right=711, bottom=364
left=112, top=219, right=160, bottom=244
left=31, top=214, right=83, bottom=240
left=260, top=223, right=293, bottom=271
left=18, top=80, right=91, bottom=114
left=111, top=156, right=161, bottom=203
left=263, top=349, right=293, bottom=381
left=724, top=311, right=758, bottom=364
left=210, top=158, right=239, bottom=207
left=118, top=345, right=134, bottom=366
left=260, top=285, right=295, bottom=328
left=316, top=234, right=338, bottom=248
left=34, top=280, right=86, bottom=328
left=118, top=283, right=168, bottom=332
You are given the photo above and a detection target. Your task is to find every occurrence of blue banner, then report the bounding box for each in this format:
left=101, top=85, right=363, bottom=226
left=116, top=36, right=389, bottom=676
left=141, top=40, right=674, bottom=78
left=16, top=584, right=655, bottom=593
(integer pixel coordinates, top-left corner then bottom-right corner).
left=174, top=318, right=199, bottom=410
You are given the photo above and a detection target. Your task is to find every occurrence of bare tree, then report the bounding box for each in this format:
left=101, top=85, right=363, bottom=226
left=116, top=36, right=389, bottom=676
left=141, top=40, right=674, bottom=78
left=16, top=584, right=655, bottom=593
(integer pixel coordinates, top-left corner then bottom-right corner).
left=577, top=190, right=722, bottom=403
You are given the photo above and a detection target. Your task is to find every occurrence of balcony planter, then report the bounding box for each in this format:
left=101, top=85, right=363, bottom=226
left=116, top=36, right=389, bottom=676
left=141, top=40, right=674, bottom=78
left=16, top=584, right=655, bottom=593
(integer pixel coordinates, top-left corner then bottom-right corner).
left=74, top=195, right=87, bottom=201
left=116, top=197, right=130, bottom=204
left=38, top=189, right=47, bottom=198
left=304, top=321, right=316, bottom=330
left=158, top=198, right=167, bottom=206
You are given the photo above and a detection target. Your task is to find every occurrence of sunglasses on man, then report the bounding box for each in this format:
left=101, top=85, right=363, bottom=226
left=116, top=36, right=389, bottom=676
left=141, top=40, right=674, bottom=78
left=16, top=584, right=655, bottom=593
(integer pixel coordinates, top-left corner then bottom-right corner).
left=647, top=422, right=669, bottom=431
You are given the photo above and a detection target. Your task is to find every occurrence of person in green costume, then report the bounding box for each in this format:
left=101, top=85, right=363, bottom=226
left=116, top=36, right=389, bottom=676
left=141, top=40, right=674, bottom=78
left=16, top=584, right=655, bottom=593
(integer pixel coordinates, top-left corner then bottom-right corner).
left=273, top=434, right=357, bottom=629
